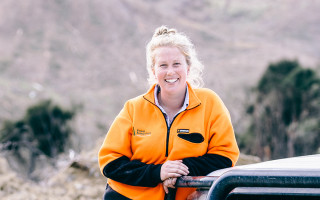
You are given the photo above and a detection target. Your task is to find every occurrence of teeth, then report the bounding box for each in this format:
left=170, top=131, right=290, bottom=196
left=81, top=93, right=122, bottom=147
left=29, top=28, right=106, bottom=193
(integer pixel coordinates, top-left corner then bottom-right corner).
left=165, top=79, right=178, bottom=83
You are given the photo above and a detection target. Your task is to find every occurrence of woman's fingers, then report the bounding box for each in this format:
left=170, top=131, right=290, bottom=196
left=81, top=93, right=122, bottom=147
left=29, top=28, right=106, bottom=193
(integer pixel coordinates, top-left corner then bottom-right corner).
left=165, top=160, right=189, bottom=176
left=169, top=161, right=189, bottom=173
left=163, top=184, right=169, bottom=194
left=162, top=177, right=177, bottom=193
left=170, top=177, right=177, bottom=187
left=160, top=160, right=189, bottom=180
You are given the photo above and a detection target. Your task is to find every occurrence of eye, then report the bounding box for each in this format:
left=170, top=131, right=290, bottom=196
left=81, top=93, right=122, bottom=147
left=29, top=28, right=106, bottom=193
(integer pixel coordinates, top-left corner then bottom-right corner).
left=174, top=62, right=181, bottom=66
left=159, top=64, right=167, bottom=68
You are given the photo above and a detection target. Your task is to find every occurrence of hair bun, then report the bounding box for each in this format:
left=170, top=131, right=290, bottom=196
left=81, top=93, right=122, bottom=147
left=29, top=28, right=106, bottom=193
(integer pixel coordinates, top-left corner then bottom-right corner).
left=153, top=25, right=177, bottom=37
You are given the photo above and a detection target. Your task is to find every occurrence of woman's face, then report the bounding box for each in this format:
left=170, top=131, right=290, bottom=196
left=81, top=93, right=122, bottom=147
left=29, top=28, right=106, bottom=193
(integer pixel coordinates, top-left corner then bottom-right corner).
left=153, top=46, right=189, bottom=97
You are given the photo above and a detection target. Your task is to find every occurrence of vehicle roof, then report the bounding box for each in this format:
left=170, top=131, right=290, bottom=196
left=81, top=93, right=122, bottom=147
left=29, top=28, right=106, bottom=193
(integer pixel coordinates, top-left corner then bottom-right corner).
left=208, top=154, right=320, bottom=177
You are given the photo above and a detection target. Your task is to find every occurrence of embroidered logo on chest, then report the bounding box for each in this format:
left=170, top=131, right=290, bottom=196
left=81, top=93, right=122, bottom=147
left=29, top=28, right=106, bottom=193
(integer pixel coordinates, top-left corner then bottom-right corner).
left=133, top=127, right=151, bottom=136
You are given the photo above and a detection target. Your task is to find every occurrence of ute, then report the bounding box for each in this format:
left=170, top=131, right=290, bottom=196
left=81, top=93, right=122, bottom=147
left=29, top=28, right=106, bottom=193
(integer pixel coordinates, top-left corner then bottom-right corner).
left=170, top=154, right=320, bottom=200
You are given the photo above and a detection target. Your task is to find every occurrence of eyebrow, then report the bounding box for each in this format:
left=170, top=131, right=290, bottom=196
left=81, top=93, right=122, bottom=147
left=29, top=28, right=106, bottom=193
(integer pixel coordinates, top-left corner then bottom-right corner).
left=157, top=58, right=183, bottom=63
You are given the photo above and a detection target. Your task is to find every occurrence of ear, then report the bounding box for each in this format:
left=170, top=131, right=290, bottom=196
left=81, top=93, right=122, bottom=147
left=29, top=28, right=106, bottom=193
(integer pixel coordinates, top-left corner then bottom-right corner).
left=187, top=66, right=190, bottom=75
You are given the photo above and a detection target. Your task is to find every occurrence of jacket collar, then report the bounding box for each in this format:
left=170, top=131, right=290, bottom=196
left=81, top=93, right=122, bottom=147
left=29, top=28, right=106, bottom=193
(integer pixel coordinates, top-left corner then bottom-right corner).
left=143, top=82, right=201, bottom=110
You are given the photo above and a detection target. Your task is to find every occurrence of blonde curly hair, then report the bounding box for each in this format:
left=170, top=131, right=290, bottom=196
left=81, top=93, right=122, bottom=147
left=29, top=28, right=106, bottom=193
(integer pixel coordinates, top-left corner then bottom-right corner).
left=146, top=26, right=204, bottom=88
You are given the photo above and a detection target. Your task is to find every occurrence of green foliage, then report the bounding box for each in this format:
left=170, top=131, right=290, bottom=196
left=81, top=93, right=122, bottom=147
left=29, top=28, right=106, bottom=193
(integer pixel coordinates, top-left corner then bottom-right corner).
left=0, top=120, right=29, bottom=150
left=257, top=60, right=299, bottom=94
left=240, top=59, right=320, bottom=160
left=0, top=100, right=75, bottom=158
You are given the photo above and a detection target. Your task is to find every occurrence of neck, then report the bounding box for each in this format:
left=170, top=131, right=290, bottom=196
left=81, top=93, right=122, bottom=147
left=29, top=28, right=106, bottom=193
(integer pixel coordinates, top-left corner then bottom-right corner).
left=158, top=89, right=186, bottom=111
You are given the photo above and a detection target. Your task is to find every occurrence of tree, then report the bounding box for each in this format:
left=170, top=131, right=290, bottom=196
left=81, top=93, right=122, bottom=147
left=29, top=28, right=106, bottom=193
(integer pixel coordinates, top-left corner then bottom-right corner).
left=241, top=60, right=320, bottom=160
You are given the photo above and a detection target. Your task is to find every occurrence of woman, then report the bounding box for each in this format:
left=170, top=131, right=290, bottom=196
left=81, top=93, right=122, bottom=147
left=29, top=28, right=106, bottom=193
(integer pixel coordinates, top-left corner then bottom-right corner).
left=98, top=26, right=239, bottom=200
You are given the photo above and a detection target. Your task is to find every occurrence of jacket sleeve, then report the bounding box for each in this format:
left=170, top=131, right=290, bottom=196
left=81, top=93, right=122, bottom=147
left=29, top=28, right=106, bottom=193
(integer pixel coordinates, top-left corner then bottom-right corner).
left=183, top=95, right=239, bottom=176
left=102, top=156, right=162, bottom=187
left=98, top=101, right=162, bottom=187
left=182, top=154, right=232, bottom=176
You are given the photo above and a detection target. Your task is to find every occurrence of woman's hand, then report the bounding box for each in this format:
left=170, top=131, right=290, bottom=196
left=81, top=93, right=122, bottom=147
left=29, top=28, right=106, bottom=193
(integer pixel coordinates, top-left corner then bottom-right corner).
left=160, top=160, right=189, bottom=181
left=162, top=177, right=177, bottom=194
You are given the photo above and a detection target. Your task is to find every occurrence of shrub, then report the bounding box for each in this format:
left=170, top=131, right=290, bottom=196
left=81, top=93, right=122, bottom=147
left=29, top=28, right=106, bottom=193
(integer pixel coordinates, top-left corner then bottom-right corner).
left=0, top=100, right=75, bottom=158
left=240, top=60, right=320, bottom=160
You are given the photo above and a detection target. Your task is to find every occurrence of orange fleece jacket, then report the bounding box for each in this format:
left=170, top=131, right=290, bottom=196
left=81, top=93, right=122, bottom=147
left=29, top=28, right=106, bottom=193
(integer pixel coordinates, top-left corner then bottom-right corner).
left=99, top=83, right=239, bottom=200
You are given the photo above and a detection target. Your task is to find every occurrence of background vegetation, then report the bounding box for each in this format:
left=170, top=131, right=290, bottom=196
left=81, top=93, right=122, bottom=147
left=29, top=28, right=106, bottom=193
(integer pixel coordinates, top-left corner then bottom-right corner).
left=239, top=60, right=320, bottom=160
left=0, top=100, right=75, bottom=179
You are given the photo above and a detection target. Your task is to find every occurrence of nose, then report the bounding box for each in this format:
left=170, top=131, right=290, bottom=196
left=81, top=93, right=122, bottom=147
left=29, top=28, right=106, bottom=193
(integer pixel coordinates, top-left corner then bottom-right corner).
left=166, top=65, right=175, bottom=75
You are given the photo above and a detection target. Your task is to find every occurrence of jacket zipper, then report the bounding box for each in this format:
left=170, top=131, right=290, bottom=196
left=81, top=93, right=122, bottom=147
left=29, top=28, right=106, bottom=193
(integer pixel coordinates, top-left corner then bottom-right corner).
left=164, top=104, right=201, bottom=157
left=143, top=96, right=201, bottom=157
left=165, top=112, right=184, bottom=157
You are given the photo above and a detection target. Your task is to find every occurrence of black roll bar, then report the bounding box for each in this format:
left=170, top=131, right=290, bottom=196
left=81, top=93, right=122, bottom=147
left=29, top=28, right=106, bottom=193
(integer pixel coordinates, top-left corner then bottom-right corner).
left=206, top=169, right=320, bottom=200
left=166, top=176, right=218, bottom=200
left=175, top=176, right=218, bottom=189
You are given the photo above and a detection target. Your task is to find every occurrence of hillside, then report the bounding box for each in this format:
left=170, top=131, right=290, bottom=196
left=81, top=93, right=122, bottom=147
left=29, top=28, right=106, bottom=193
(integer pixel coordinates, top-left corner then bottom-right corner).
left=1, top=0, right=319, bottom=148
left=0, top=0, right=319, bottom=197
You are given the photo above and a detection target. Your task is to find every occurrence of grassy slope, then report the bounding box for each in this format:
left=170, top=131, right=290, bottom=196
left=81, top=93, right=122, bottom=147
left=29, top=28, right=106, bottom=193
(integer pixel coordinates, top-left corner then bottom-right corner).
left=0, top=0, right=319, bottom=149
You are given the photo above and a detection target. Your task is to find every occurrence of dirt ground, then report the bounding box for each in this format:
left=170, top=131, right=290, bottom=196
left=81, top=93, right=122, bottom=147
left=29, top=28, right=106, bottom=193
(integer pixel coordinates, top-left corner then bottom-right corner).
left=0, top=147, right=106, bottom=200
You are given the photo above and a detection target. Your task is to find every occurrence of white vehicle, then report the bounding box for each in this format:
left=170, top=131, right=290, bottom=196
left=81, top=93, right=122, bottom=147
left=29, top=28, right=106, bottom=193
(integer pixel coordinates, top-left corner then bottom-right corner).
left=172, top=154, right=320, bottom=200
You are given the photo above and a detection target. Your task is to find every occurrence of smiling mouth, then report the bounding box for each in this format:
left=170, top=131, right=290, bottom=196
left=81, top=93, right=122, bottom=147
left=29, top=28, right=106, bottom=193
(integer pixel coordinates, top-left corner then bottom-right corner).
left=165, top=78, right=178, bottom=83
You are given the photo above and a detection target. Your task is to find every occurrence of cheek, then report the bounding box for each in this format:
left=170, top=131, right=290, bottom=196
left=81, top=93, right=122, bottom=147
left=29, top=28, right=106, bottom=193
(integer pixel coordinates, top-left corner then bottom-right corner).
left=153, top=68, right=162, bottom=79
left=179, top=68, right=189, bottom=77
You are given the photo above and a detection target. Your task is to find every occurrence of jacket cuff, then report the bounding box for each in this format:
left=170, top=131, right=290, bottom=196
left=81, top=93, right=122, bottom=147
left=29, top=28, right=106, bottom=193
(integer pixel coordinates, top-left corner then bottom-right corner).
left=151, top=164, right=163, bottom=185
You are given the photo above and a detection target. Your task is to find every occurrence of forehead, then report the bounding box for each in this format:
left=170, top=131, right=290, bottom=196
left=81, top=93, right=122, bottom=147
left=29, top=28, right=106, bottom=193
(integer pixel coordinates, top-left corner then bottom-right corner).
left=153, top=46, right=186, bottom=62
